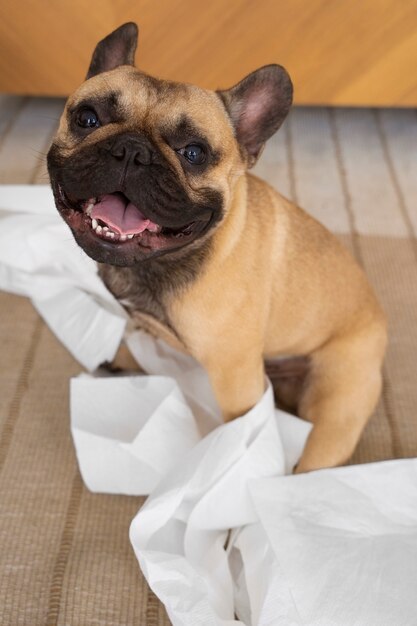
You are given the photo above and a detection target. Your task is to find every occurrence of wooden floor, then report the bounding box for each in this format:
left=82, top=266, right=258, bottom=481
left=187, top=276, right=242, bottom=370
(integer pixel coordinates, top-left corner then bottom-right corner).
left=0, top=95, right=64, bottom=184
left=0, top=95, right=417, bottom=625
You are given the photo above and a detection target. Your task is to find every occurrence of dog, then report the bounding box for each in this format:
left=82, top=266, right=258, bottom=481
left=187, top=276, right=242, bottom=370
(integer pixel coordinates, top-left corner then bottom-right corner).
left=47, top=22, right=387, bottom=473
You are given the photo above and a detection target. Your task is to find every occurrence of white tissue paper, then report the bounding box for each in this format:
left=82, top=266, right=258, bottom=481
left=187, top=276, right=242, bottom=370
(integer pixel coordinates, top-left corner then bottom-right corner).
left=0, top=186, right=127, bottom=370
left=1, top=185, right=416, bottom=626
left=232, top=460, right=417, bottom=625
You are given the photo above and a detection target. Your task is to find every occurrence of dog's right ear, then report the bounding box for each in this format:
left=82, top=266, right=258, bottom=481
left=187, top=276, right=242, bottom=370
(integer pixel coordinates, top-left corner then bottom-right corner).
left=86, top=22, right=138, bottom=79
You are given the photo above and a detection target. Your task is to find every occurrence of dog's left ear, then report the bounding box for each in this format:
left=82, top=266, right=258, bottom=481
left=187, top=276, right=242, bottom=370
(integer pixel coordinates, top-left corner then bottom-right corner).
left=218, top=64, right=293, bottom=167
left=86, top=22, right=138, bottom=79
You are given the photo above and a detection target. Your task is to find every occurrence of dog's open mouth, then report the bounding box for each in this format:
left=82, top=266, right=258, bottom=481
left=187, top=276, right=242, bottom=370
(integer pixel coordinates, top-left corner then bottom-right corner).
left=55, top=185, right=211, bottom=262
left=84, top=192, right=164, bottom=242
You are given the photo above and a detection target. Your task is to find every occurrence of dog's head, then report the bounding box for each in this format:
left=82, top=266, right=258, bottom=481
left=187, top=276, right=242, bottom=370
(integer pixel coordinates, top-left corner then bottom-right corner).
left=47, top=22, right=292, bottom=266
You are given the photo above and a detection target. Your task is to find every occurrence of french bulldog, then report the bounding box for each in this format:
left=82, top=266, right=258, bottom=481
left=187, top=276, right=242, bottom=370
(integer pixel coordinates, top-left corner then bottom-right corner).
left=47, top=22, right=387, bottom=472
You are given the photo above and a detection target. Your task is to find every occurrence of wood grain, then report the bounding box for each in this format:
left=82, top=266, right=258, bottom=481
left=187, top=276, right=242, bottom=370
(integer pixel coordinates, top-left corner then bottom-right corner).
left=0, top=0, right=417, bottom=104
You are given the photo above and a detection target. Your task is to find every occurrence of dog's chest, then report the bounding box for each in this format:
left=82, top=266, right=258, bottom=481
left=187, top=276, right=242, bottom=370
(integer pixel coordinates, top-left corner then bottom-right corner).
left=97, top=257, right=203, bottom=353
left=98, top=243, right=209, bottom=344
left=98, top=263, right=171, bottom=328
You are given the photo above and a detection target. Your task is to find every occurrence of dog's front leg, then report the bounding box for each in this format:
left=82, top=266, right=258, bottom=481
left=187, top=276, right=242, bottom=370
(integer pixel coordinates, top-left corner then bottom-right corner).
left=201, top=346, right=266, bottom=422
left=295, top=320, right=387, bottom=473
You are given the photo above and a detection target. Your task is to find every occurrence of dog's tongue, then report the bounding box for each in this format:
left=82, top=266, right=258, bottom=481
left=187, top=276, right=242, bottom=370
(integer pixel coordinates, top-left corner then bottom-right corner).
left=91, top=193, right=156, bottom=235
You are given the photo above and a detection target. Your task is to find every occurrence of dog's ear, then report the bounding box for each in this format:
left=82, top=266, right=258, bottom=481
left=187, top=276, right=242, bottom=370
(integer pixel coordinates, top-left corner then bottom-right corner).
left=218, top=65, right=293, bottom=167
left=86, top=22, right=138, bottom=79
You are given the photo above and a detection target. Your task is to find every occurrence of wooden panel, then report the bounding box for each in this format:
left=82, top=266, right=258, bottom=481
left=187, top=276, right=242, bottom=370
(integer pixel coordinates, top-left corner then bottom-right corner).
left=0, top=0, right=417, bottom=105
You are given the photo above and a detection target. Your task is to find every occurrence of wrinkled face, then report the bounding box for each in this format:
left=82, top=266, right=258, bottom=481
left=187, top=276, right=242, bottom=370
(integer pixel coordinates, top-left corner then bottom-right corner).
left=48, top=68, right=240, bottom=266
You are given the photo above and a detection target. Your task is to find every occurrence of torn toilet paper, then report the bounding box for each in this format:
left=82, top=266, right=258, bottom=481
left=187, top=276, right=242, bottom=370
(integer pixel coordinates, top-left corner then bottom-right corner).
left=233, top=460, right=417, bottom=625
left=1, top=185, right=416, bottom=626
left=0, top=185, right=127, bottom=370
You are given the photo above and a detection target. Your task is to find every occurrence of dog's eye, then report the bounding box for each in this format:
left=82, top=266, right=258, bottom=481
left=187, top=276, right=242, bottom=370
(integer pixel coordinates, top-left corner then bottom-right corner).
left=76, top=109, right=100, bottom=129
left=177, top=144, right=206, bottom=165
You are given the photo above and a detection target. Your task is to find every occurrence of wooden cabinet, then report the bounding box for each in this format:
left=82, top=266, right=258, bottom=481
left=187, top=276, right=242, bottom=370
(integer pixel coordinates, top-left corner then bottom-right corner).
left=1, top=0, right=417, bottom=106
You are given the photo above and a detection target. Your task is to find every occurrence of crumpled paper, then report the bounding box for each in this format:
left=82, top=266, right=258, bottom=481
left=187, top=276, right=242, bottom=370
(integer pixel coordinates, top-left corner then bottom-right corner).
left=1, top=185, right=416, bottom=626
left=0, top=185, right=127, bottom=370
left=129, top=375, right=310, bottom=626
left=231, top=460, right=417, bottom=625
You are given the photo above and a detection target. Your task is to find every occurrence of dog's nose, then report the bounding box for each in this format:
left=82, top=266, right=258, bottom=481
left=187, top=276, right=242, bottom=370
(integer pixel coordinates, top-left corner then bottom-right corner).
left=110, top=135, right=152, bottom=166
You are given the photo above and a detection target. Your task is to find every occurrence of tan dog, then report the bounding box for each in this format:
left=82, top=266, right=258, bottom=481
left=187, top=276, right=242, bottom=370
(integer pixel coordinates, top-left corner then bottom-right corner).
left=47, top=23, right=387, bottom=473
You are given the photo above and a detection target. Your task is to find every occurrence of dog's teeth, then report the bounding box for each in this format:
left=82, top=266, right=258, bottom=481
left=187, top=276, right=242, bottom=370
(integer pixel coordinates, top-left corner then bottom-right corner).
left=85, top=203, right=94, bottom=217
left=147, top=223, right=161, bottom=233
left=105, top=231, right=112, bottom=238
left=120, top=234, right=127, bottom=241
left=103, top=226, right=109, bottom=232
left=109, top=232, right=115, bottom=239
left=92, top=218, right=98, bottom=230
left=96, top=225, right=102, bottom=234
left=127, top=234, right=134, bottom=239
